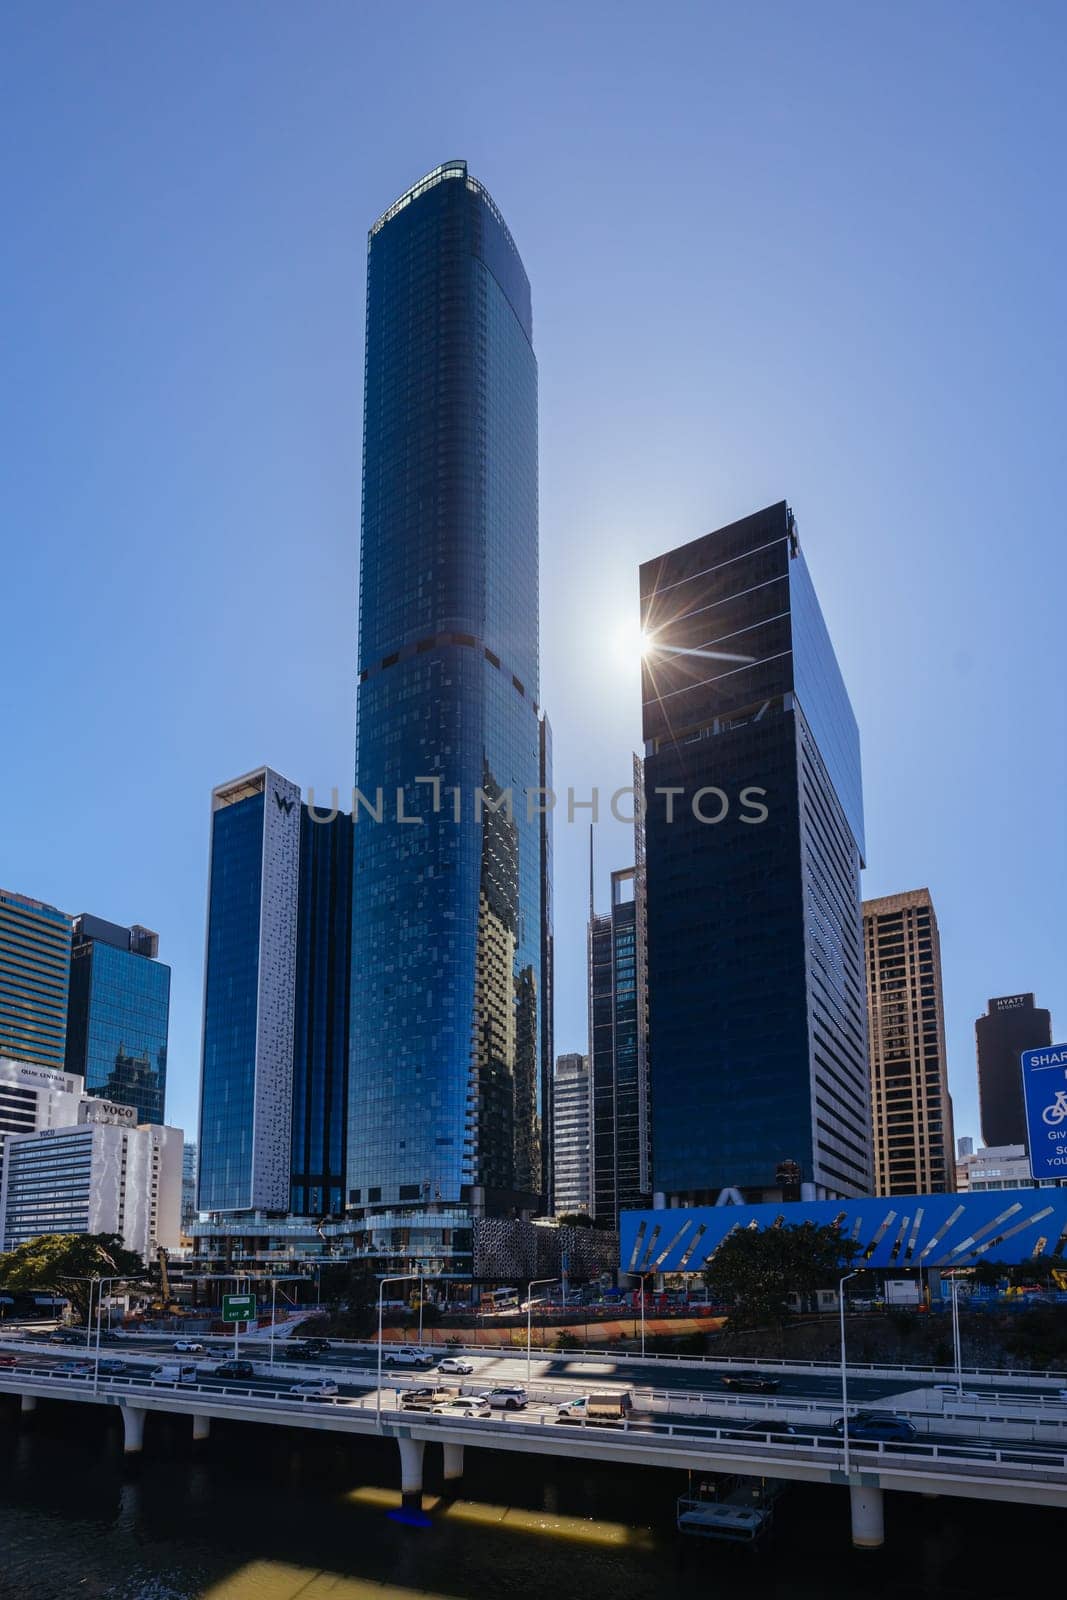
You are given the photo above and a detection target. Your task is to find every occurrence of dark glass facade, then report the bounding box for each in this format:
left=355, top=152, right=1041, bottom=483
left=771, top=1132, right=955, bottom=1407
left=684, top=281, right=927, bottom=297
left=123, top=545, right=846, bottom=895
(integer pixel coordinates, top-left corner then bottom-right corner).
left=199, top=788, right=267, bottom=1212
left=65, top=917, right=170, bottom=1126
left=589, top=867, right=651, bottom=1225
left=291, top=808, right=353, bottom=1216
left=348, top=162, right=550, bottom=1223
left=640, top=501, right=871, bottom=1202
left=977, top=994, right=1053, bottom=1150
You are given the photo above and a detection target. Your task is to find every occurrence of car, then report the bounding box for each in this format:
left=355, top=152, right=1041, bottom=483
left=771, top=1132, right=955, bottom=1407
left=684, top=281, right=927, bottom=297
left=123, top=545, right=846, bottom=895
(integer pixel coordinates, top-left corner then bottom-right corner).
left=96, top=1359, right=127, bottom=1375
left=213, top=1360, right=256, bottom=1380
left=1058, top=1389, right=1067, bottom=1403
left=399, top=1386, right=458, bottom=1411
left=0, top=1354, right=19, bottom=1368
left=50, top=1329, right=85, bottom=1346
left=728, top=1419, right=801, bottom=1439
left=431, top=1396, right=491, bottom=1418
left=301, top=1337, right=330, bottom=1352
left=437, top=1356, right=475, bottom=1375
left=383, top=1346, right=435, bottom=1368
left=832, top=1411, right=918, bottom=1443
left=719, top=1373, right=780, bottom=1393
left=287, top=1345, right=318, bottom=1361
left=174, top=1339, right=205, bottom=1353
left=53, top=1360, right=92, bottom=1377
left=289, top=1380, right=339, bottom=1398
left=485, top=1385, right=527, bottom=1410
left=556, top=1395, right=590, bottom=1421
left=151, top=1362, right=201, bottom=1384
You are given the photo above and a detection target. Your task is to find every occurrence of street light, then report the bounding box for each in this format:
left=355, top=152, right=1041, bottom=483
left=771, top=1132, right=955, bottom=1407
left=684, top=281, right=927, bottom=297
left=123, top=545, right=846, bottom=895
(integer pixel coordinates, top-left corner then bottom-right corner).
left=92, top=1276, right=124, bottom=1394
left=839, top=1269, right=860, bottom=1476
left=376, top=1273, right=425, bottom=1432
left=948, top=1271, right=963, bottom=1398
left=525, top=1278, right=559, bottom=1384
left=622, top=1272, right=650, bottom=1358
left=267, top=1274, right=306, bottom=1367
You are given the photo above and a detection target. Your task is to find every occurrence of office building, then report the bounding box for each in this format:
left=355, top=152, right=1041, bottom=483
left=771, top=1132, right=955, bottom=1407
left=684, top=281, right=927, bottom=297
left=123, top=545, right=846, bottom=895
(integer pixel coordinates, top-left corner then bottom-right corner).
left=955, top=1142, right=1064, bottom=1193
left=640, top=501, right=871, bottom=1204
left=976, top=994, right=1053, bottom=1150
left=0, top=890, right=73, bottom=1072
left=197, top=768, right=354, bottom=1220
left=0, top=1112, right=182, bottom=1258
left=346, top=160, right=551, bottom=1267
left=588, top=834, right=652, bottom=1224
left=552, top=1053, right=593, bottom=1217
left=64, top=914, right=171, bottom=1125
left=863, top=889, right=955, bottom=1195
left=0, top=1056, right=182, bottom=1257
left=181, top=1140, right=198, bottom=1234
left=957, top=1135, right=974, bottom=1159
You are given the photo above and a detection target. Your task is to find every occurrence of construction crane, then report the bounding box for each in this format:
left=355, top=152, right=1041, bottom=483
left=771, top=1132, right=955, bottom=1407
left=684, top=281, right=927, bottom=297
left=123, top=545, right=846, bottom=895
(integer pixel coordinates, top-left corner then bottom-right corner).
left=147, top=1247, right=182, bottom=1317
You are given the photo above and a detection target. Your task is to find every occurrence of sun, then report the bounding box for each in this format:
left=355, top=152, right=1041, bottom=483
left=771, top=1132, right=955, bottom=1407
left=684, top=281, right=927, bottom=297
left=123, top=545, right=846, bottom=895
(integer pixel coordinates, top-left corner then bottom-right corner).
left=614, top=616, right=653, bottom=661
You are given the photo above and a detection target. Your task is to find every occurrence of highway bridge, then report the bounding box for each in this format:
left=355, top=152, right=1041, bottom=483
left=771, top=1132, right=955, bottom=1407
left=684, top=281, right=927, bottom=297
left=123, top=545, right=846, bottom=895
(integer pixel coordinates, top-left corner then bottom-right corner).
left=3, top=1330, right=1067, bottom=1547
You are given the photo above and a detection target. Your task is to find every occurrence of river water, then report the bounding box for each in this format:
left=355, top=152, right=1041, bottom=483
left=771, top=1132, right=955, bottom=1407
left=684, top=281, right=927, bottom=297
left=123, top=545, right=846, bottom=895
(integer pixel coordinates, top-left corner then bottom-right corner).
left=0, top=1401, right=1044, bottom=1599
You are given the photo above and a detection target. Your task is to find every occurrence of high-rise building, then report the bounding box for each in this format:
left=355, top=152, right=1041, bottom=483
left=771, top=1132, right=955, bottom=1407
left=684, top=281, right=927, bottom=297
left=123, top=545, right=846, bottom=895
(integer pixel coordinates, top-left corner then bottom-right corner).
left=347, top=160, right=551, bottom=1265
left=64, top=914, right=171, bottom=1125
left=640, top=501, right=871, bottom=1204
left=0, top=1055, right=182, bottom=1258
left=955, top=1141, right=1059, bottom=1194
left=0, top=890, right=73, bottom=1072
left=552, top=1053, right=592, bottom=1217
left=181, top=1140, right=198, bottom=1234
left=957, top=1135, right=974, bottom=1159
left=588, top=845, right=651, bottom=1223
left=976, top=994, right=1053, bottom=1150
left=863, top=889, right=955, bottom=1196
left=197, top=768, right=353, bottom=1219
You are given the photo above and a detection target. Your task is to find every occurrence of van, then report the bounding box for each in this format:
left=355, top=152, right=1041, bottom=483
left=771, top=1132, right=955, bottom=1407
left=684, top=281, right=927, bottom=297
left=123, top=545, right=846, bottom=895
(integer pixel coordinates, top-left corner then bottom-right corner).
left=151, top=1362, right=200, bottom=1384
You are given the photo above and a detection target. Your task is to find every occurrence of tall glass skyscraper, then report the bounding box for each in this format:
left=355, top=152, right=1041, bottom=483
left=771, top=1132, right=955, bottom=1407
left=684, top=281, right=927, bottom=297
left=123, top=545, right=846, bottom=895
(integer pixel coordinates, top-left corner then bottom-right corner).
left=65, top=914, right=170, bottom=1126
left=348, top=161, right=551, bottom=1252
left=640, top=501, right=871, bottom=1204
left=0, top=889, right=72, bottom=1072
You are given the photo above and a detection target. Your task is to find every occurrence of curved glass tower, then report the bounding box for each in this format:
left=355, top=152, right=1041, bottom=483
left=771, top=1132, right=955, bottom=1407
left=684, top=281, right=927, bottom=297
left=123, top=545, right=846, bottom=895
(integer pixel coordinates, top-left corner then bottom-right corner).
left=348, top=163, right=550, bottom=1253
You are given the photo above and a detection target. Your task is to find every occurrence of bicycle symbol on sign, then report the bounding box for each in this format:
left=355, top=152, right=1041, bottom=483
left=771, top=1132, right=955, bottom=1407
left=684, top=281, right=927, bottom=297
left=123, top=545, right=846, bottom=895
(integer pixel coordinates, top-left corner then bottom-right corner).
left=1042, top=1091, right=1067, bottom=1127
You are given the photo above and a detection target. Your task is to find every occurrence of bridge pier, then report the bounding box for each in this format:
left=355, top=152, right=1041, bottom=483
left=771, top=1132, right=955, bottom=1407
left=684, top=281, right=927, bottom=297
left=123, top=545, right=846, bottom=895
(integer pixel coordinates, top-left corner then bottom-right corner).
left=20, top=1394, right=36, bottom=1415
left=849, top=1484, right=884, bottom=1549
left=442, top=1441, right=464, bottom=1486
left=192, top=1414, right=211, bottom=1442
left=397, top=1437, right=425, bottom=1511
left=121, top=1404, right=146, bottom=1455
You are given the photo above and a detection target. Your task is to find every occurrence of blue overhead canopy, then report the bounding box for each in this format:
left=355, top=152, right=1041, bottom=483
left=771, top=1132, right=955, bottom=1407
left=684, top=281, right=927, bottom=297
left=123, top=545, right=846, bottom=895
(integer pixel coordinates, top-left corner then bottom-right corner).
left=620, top=1193, right=1067, bottom=1274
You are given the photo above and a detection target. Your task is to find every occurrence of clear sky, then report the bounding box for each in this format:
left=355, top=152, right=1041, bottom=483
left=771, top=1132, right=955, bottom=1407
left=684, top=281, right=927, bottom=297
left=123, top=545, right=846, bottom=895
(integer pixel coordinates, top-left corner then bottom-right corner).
left=2, top=2, right=1064, bottom=1154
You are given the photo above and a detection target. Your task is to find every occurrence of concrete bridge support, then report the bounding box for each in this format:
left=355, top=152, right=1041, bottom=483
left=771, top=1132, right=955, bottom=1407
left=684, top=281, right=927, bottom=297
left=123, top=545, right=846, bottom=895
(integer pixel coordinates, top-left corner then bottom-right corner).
left=121, top=1405, right=146, bottom=1455
left=397, top=1436, right=425, bottom=1511
left=850, top=1484, right=884, bottom=1549
left=20, top=1394, right=36, bottom=1415
left=192, top=1414, right=211, bottom=1442
left=442, top=1442, right=464, bottom=1486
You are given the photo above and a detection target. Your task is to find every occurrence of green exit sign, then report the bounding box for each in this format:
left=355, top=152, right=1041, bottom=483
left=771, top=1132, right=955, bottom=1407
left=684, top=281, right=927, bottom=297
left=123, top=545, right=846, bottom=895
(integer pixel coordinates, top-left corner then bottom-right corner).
left=221, top=1293, right=256, bottom=1322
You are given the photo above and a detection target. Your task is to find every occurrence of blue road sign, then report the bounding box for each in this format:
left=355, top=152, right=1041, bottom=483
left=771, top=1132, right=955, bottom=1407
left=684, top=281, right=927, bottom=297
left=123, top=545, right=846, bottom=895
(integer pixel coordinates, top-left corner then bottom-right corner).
left=1021, top=1042, right=1067, bottom=1180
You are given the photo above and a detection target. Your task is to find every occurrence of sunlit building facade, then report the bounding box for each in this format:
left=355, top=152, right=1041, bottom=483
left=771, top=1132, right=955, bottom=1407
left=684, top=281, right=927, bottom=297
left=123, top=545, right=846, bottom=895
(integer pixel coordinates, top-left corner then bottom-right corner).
left=347, top=161, right=552, bottom=1266
left=0, top=890, right=72, bottom=1072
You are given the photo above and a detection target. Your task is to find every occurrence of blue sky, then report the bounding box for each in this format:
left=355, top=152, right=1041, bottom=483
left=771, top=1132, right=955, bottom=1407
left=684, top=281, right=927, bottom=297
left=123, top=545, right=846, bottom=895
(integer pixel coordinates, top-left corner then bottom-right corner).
left=2, top=2, right=1064, bottom=1151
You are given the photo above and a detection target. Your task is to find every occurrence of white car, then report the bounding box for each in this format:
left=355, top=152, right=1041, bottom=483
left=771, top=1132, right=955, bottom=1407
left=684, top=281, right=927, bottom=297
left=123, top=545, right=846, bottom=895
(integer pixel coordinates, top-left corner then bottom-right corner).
left=557, top=1395, right=590, bottom=1420
left=383, top=1346, right=435, bottom=1368
left=289, top=1380, right=339, bottom=1398
left=431, top=1396, right=490, bottom=1418
left=437, top=1356, right=475, bottom=1375
left=174, top=1339, right=204, bottom=1353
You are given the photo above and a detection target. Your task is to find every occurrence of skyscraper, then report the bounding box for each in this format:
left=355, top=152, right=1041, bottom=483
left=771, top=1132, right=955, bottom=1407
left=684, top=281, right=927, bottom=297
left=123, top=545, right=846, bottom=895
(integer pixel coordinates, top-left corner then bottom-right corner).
left=65, top=913, right=171, bottom=1125
left=588, top=843, right=651, bottom=1223
left=197, top=768, right=353, bottom=1217
left=347, top=161, right=551, bottom=1260
left=863, top=889, right=955, bottom=1196
left=640, top=501, right=871, bottom=1204
left=0, top=889, right=72, bottom=1072
left=552, top=1053, right=592, bottom=1217
left=976, top=994, right=1053, bottom=1150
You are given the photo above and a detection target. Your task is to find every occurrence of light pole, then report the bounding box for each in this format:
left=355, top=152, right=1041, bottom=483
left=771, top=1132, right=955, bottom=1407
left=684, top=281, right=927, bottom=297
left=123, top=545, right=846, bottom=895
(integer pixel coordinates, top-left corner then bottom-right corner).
left=622, top=1272, right=649, bottom=1358
left=525, top=1278, right=559, bottom=1384
left=267, top=1274, right=306, bottom=1367
left=949, top=1272, right=963, bottom=1398
left=376, top=1273, right=423, bottom=1432
left=92, top=1276, right=123, bottom=1394
left=839, top=1269, right=859, bottom=1476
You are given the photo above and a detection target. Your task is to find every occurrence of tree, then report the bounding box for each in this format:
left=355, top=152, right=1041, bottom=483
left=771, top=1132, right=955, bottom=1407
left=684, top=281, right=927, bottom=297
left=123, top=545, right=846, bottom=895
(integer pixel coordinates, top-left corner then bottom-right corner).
left=0, top=1233, right=145, bottom=1324
left=557, top=1213, right=594, bottom=1229
left=702, top=1222, right=860, bottom=1329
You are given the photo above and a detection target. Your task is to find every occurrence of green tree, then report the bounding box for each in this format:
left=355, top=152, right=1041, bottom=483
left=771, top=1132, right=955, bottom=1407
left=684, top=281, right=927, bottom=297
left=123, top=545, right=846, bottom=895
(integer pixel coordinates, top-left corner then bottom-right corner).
left=557, top=1213, right=594, bottom=1229
left=0, top=1233, right=145, bottom=1324
left=702, top=1222, right=860, bottom=1329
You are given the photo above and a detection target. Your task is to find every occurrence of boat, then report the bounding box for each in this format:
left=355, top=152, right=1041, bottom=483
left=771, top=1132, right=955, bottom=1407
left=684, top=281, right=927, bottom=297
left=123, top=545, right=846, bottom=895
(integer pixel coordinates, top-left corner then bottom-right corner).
left=676, top=1474, right=785, bottom=1543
